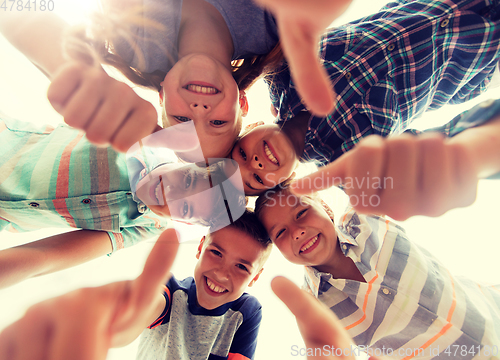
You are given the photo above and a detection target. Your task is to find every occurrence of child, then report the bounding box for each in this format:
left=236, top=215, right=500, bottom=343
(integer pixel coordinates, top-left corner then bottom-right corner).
left=0, top=211, right=272, bottom=360
left=255, top=187, right=500, bottom=358
left=233, top=94, right=500, bottom=218
left=0, top=114, right=245, bottom=289
left=0, top=0, right=351, bottom=157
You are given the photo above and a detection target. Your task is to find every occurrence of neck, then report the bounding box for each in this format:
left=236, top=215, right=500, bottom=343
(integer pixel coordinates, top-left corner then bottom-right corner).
left=280, top=111, right=310, bottom=159
left=314, top=239, right=366, bottom=282
left=178, top=0, right=234, bottom=67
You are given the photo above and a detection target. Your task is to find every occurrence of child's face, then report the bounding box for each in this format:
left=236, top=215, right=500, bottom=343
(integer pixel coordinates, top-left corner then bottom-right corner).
left=231, top=125, right=299, bottom=195
left=259, top=193, right=338, bottom=267
left=135, top=163, right=215, bottom=223
left=194, top=226, right=264, bottom=310
left=161, top=54, right=245, bottom=161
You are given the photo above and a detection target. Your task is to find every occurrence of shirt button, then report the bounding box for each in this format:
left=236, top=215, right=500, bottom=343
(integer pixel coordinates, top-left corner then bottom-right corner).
left=29, top=202, right=39, bottom=208
left=345, top=71, right=352, bottom=81
left=82, top=198, right=92, bottom=204
left=440, top=18, right=450, bottom=28
left=342, top=244, right=348, bottom=251
left=382, top=288, right=390, bottom=295
left=387, top=43, right=395, bottom=51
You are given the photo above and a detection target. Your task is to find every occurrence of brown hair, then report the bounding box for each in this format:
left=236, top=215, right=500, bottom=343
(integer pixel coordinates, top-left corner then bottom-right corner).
left=64, top=5, right=285, bottom=93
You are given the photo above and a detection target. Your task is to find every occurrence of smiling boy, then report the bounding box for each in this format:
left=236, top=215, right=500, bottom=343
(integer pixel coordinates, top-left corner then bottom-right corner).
left=137, top=210, right=271, bottom=360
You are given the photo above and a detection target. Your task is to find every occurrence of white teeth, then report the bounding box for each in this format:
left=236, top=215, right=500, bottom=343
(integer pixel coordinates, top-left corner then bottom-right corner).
left=206, top=278, right=226, bottom=293
left=187, top=84, right=218, bottom=94
left=155, top=181, right=163, bottom=203
left=300, top=235, right=318, bottom=253
left=264, top=143, right=279, bottom=165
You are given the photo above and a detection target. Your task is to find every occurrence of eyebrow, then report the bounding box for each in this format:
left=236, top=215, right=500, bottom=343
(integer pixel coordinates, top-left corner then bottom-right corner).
left=268, top=202, right=302, bottom=236
left=211, top=243, right=255, bottom=268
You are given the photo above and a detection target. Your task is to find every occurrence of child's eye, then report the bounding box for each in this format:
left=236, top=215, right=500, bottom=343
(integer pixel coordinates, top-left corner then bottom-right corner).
left=175, top=116, right=191, bottom=122
left=239, top=148, right=247, bottom=161
left=182, top=201, right=189, bottom=217
left=184, top=172, right=192, bottom=189
left=211, top=120, right=227, bottom=126
left=236, top=264, right=249, bottom=272
left=297, top=209, right=307, bottom=219
left=275, top=229, right=285, bottom=240
left=210, top=249, right=222, bottom=257
left=254, top=174, right=264, bottom=185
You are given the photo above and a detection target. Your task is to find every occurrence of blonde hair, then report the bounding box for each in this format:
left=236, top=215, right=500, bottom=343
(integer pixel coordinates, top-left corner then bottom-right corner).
left=64, top=4, right=285, bottom=93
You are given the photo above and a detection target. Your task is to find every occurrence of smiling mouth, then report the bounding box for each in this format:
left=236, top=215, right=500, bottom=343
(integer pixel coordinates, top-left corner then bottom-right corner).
left=300, top=235, right=319, bottom=253
left=185, top=84, right=220, bottom=94
left=206, top=277, right=228, bottom=294
left=264, top=141, right=279, bottom=165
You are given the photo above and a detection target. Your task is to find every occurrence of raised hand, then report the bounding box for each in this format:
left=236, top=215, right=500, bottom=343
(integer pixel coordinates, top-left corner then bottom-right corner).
left=254, top=0, right=353, bottom=116
left=290, top=133, right=478, bottom=221
left=47, top=61, right=159, bottom=152
left=0, top=229, right=179, bottom=360
left=272, top=276, right=381, bottom=360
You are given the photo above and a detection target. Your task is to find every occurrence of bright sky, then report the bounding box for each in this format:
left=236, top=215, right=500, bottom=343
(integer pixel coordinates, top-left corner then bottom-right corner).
left=0, top=1, right=499, bottom=359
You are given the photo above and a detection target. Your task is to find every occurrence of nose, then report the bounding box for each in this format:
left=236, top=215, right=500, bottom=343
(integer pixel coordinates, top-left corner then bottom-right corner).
left=293, top=228, right=306, bottom=241
left=213, top=266, right=230, bottom=281
left=250, top=154, right=263, bottom=169
left=190, top=102, right=211, bottom=113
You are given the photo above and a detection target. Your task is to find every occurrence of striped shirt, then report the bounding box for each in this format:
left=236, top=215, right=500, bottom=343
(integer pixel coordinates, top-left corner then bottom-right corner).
left=266, top=0, right=500, bottom=166
left=0, top=114, right=168, bottom=252
left=303, top=209, right=500, bottom=359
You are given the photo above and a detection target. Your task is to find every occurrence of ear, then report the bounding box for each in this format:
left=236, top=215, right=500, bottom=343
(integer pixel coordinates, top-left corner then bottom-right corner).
left=239, top=91, right=249, bottom=117
left=159, top=82, right=164, bottom=105
left=248, top=268, right=264, bottom=287
left=196, top=236, right=205, bottom=259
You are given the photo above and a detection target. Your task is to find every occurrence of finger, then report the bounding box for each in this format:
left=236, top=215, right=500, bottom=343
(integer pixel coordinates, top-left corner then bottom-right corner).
left=60, top=75, right=105, bottom=130
left=84, top=84, right=141, bottom=146
left=415, top=134, right=450, bottom=217
left=290, top=154, right=348, bottom=195
left=0, top=324, right=19, bottom=360
left=271, top=276, right=355, bottom=355
left=7, top=308, right=51, bottom=360
left=47, top=63, right=85, bottom=114
left=278, top=17, right=336, bottom=116
left=343, top=136, right=385, bottom=214
left=134, top=229, right=180, bottom=305
left=448, top=142, right=478, bottom=209
left=377, top=135, right=418, bottom=220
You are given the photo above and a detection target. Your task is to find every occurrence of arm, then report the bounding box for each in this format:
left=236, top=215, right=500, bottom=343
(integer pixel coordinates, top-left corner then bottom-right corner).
left=254, top=0, right=353, bottom=116
left=0, top=229, right=112, bottom=289
left=0, top=229, right=179, bottom=360
left=0, top=12, right=69, bottom=78
left=290, top=99, right=500, bottom=221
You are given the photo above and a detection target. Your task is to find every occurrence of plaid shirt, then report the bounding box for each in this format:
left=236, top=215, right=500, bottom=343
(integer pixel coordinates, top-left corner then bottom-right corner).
left=266, top=0, right=500, bottom=166
left=304, top=208, right=500, bottom=359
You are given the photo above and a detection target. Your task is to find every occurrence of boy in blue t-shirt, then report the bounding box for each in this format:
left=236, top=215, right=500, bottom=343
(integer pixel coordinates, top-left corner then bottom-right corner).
left=0, top=211, right=272, bottom=360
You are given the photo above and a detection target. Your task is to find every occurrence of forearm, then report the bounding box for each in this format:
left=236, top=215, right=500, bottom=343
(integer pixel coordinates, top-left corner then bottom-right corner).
left=0, top=12, right=69, bottom=78
left=448, top=114, right=500, bottom=178
left=0, top=229, right=112, bottom=289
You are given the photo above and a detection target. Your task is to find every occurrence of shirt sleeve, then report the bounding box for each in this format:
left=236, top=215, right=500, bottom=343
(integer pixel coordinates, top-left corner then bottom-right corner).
left=227, top=300, right=262, bottom=360
left=106, top=223, right=165, bottom=253
left=405, top=98, right=500, bottom=179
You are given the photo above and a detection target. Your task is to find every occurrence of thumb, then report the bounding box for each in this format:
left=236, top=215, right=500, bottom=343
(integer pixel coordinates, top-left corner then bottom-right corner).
left=290, top=154, right=348, bottom=195
left=134, top=229, right=180, bottom=305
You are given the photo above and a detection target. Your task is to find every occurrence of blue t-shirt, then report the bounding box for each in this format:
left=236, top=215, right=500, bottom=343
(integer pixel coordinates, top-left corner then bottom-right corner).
left=137, top=276, right=262, bottom=360
left=114, top=0, right=278, bottom=73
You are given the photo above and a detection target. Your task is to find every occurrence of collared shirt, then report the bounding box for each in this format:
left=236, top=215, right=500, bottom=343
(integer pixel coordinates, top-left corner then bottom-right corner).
left=303, top=208, right=500, bottom=359
left=266, top=0, right=500, bottom=166
left=0, top=115, right=168, bottom=252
